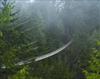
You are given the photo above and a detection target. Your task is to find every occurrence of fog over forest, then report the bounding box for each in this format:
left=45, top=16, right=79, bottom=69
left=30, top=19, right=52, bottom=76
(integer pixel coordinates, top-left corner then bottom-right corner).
left=15, top=0, right=100, bottom=37
left=0, top=0, right=100, bottom=79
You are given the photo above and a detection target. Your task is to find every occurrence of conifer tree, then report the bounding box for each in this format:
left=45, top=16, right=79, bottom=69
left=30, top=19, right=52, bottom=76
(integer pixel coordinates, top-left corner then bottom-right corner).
left=83, top=40, right=100, bottom=79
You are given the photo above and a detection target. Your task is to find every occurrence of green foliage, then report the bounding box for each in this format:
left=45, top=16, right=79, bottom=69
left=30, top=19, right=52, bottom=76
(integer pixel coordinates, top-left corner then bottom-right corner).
left=0, top=0, right=100, bottom=79
left=8, top=66, right=43, bottom=79
left=8, top=67, right=29, bottom=79
left=83, top=40, right=100, bottom=79
left=0, top=0, right=15, bottom=28
left=0, top=0, right=32, bottom=69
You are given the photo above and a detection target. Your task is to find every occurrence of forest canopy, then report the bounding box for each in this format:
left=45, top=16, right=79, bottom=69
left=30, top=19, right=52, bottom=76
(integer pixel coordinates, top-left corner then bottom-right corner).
left=0, top=0, right=100, bottom=79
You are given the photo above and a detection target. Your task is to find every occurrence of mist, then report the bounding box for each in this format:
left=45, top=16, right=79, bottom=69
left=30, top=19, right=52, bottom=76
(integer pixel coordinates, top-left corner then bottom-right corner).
left=0, top=0, right=100, bottom=79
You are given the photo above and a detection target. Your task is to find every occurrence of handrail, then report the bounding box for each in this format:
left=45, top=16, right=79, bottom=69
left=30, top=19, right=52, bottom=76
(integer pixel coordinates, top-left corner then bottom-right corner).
left=35, top=40, right=73, bottom=61
left=1, top=40, right=73, bottom=69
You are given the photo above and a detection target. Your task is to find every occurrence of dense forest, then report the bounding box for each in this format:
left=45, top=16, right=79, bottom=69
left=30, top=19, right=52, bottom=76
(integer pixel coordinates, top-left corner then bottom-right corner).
left=0, top=0, right=100, bottom=79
